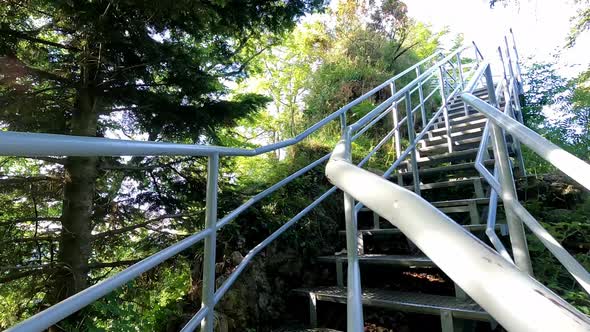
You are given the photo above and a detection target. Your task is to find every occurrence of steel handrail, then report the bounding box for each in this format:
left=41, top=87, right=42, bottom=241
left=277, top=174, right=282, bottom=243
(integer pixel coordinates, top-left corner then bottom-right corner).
left=195, top=45, right=473, bottom=331
left=354, top=65, right=478, bottom=212
left=325, top=138, right=590, bottom=332
left=0, top=52, right=443, bottom=159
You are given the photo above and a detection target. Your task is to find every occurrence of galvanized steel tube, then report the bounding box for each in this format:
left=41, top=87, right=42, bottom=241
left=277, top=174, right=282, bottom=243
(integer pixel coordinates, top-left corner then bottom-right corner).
left=325, top=150, right=590, bottom=332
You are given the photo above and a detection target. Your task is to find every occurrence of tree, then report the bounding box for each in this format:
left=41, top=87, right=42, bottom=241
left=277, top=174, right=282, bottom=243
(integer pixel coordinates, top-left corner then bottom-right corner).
left=520, top=62, right=589, bottom=175
left=0, top=0, right=323, bottom=326
left=489, top=0, right=589, bottom=47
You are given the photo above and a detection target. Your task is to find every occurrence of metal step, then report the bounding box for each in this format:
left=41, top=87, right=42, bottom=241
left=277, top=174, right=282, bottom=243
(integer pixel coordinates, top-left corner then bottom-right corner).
left=419, top=127, right=485, bottom=147
left=405, top=177, right=484, bottom=191
left=434, top=114, right=487, bottom=129
left=317, top=254, right=434, bottom=268
left=397, top=160, right=492, bottom=179
left=402, top=145, right=514, bottom=168
left=401, top=149, right=480, bottom=167
left=418, top=137, right=482, bottom=156
left=445, top=109, right=480, bottom=121
left=447, top=99, right=503, bottom=114
left=434, top=198, right=492, bottom=219
left=293, top=287, right=492, bottom=321
left=342, top=224, right=507, bottom=237
left=437, top=108, right=481, bottom=122
left=452, top=88, right=488, bottom=100
left=432, top=198, right=490, bottom=207
left=429, top=118, right=487, bottom=136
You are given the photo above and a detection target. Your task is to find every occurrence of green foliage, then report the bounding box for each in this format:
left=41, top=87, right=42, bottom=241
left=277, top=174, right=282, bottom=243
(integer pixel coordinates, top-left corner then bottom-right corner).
left=241, top=0, right=446, bottom=145
left=0, top=0, right=324, bottom=329
left=54, top=260, right=191, bottom=331
left=525, top=196, right=590, bottom=314
left=568, top=0, right=590, bottom=47
left=521, top=62, right=590, bottom=175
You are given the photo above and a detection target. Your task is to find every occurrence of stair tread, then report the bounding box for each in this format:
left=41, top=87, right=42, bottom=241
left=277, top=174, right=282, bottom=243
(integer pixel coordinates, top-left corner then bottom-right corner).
left=400, top=145, right=515, bottom=167
left=435, top=113, right=486, bottom=127
left=401, top=148, right=480, bottom=166
left=432, top=198, right=490, bottom=207
left=293, top=286, right=491, bottom=320
left=418, top=136, right=482, bottom=153
left=429, top=118, right=487, bottom=135
left=404, top=177, right=483, bottom=190
left=397, top=160, right=494, bottom=178
left=399, top=161, right=477, bottom=176
left=342, top=224, right=506, bottom=236
left=420, top=127, right=484, bottom=145
left=317, top=254, right=434, bottom=268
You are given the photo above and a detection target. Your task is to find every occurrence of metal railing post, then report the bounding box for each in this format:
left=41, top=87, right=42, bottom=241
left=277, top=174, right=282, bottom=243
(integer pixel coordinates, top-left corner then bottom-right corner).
left=456, top=54, right=464, bottom=88
left=390, top=82, right=403, bottom=185
left=201, top=153, right=219, bottom=332
left=438, top=66, right=453, bottom=153
left=498, top=47, right=527, bottom=177
left=509, top=29, right=524, bottom=94
left=484, top=67, right=534, bottom=275
left=415, top=67, right=427, bottom=128
left=456, top=53, right=469, bottom=117
left=406, top=91, right=421, bottom=195
left=342, top=127, right=365, bottom=331
left=502, top=39, right=525, bottom=127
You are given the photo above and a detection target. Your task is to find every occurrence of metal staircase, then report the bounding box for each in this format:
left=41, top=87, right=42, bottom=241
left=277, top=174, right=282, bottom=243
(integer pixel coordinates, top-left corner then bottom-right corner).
left=3, top=31, right=590, bottom=332
left=294, top=87, right=503, bottom=331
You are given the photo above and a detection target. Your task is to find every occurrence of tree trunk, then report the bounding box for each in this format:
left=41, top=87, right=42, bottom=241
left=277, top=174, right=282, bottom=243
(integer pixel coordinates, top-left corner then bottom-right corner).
left=48, top=85, right=98, bottom=305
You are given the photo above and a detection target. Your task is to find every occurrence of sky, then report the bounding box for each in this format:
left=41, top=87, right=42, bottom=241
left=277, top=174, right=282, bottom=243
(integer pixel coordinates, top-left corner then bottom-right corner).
left=404, top=0, right=590, bottom=78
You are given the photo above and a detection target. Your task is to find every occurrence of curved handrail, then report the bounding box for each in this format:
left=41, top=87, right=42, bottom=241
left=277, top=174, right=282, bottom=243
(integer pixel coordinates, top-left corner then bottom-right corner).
left=0, top=51, right=445, bottom=158
left=325, top=139, right=590, bottom=332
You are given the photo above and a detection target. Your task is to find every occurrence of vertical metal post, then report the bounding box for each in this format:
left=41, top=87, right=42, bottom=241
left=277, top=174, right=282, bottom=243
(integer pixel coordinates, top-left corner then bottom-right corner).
left=438, top=66, right=453, bottom=153
left=415, top=67, right=427, bottom=128
left=456, top=53, right=465, bottom=89
left=440, top=310, right=454, bottom=332
left=309, top=293, right=318, bottom=327
left=201, top=153, right=219, bottom=332
left=510, top=79, right=526, bottom=125
left=406, top=91, right=421, bottom=195
left=509, top=29, right=524, bottom=94
left=484, top=67, right=534, bottom=275
left=474, top=44, right=480, bottom=64
left=456, top=53, right=469, bottom=117
left=503, top=37, right=518, bottom=97
left=336, top=260, right=344, bottom=286
left=342, top=127, right=365, bottom=331
left=499, top=47, right=527, bottom=177
left=390, top=82, right=403, bottom=185
left=372, top=212, right=380, bottom=230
